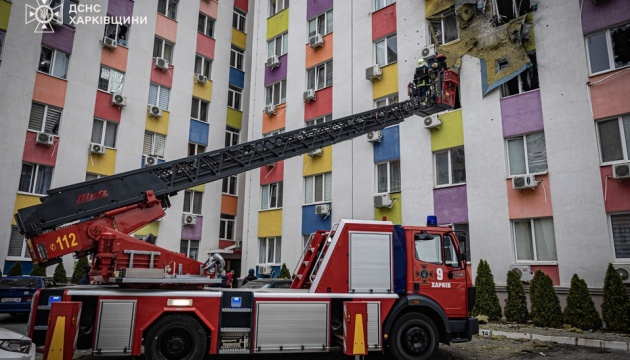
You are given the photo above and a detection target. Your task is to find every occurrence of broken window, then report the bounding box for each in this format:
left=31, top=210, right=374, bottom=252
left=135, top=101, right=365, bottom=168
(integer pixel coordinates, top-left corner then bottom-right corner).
left=428, top=9, right=459, bottom=45
left=493, top=0, right=530, bottom=25
left=586, top=22, right=630, bottom=74
left=507, top=132, right=548, bottom=176
left=501, top=52, right=539, bottom=97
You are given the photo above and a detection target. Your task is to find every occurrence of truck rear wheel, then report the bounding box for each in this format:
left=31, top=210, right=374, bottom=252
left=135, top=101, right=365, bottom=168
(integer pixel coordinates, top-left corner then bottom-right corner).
left=390, top=313, right=439, bottom=360
left=145, top=314, right=207, bottom=360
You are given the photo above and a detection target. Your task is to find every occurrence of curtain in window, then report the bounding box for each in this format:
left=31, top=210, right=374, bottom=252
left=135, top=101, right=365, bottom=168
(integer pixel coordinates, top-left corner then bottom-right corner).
left=325, top=62, right=333, bottom=87
left=270, top=184, right=278, bottom=208
left=261, top=185, right=270, bottom=209
left=527, top=133, right=548, bottom=173
left=443, top=14, right=458, bottom=43
left=308, top=19, right=317, bottom=37
left=324, top=174, right=332, bottom=201
left=314, top=175, right=324, bottom=202
left=390, top=161, right=401, bottom=192
left=375, top=40, right=385, bottom=66
left=52, top=51, right=69, bottom=79
left=19, top=164, right=34, bottom=193
left=598, top=119, right=623, bottom=162
left=387, top=35, right=397, bottom=64
left=104, top=122, right=117, bottom=147
left=109, top=70, right=124, bottom=94
left=534, top=218, right=557, bottom=261
left=612, top=214, right=630, bottom=258
left=28, top=103, right=45, bottom=132
left=266, top=86, right=273, bottom=105
left=435, top=152, right=449, bottom=185
left=377, top=163, right=388, bottom=192
left=508, top=138, right=526, bottom=175
left=154, top=134, right=166, bottom=157
left=34, top=165, right=53, bottom=195
left=259, top=239, right=266, bottom=263
left=451, top=148, right=466, bottom=184
left=192, top=192, right=202, bottom=214
left=305, top=176, right=314, bottom=203
left=159, top=87, right=170, bottom=110
left=8, top=227, right=24, bottom=257
left=267, top=238, right=275, bottom=263
left=326, top=11, right=333, bottom=34
left=148, top=84, right=158, bottom=106
left=282, top=34, right=288, bottom=55
left=143, top=132, right=153, bottom=155
left=45, top=107, right=61, bottom=134
left=514, top=221, right=534, bottom=261
left=275, top=238, right=282, bottom=263
left=91, top=120, right=104, bottom=143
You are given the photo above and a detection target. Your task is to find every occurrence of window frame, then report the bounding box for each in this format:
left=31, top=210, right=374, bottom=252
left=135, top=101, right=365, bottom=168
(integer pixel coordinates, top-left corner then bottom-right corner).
left=308, top=9, right=333, bottom=38
left=374, top=34, right=398, bottom=67
left=306, top=114, right=332, bottom=127
left=374, top=94, right=399, bottom=108
left=230, top=46, right=245, bottom=70
left=104, top=22, right=130, bottom=47
left=610, top=212, right=630, bottom=260
left=597, top=115, right=630, bottom=164
left=263, top=129, right=285, bottom=138
left=18, top=163, right=53, bottom=196
left=269, top=0, right=289, bottom=17
left=195, top=55, right=212, bottom=79
left=233, top=8, right=246, bottom=32
left=222, top=175, right=238, bottom=195
left=228, top=86, right=243, bottom=111
left=267, top=32, right=288, bottom=58
left=188, top=143, right=206, bottom=156
left=180, top=239, right=200, bottom=260
left=259, top=237, right=282, bottom=264
left=501, top=52, right=539, bottom=98
left=506, top=132, right=548, bottom=176
left=492, top=0, right=530, bottom=25
left=91, top=118, right=118, bottom=148
left=198, top=13, right=215, bottom=38
left=265, top=80, right=287, bottom=106
left=0, top=30, right=5, bottom=63
left=183, top=190, right=203, bottom=215
left=585, top=22, right=630, bottom=75
left=153, top=37, right=174, bottom=63
left=7, top=226, right=29, bottom=259
left=434, top=147, right=466, bottom=187
left=261, top=182, right=283, bottom=210
left=143, top=131, right=166, bottom=158
left=428, top=9, right=459, bottom=46
left=512, top=217, right=558, bottom=263
left=98, top=66, right=125, bottom=94
left=157, top=0, right=178, bottom=20
left=148, top=83, right=171, bottom=111
left=376, top=160, right=401, bottom=194
left=191, top=97, right=209, bottom=122
left=306, top=60, right=333, bottom=91
left=374, top=0, right=396, bottom=12
left=225, top=127, right=240, bottom=147
left=38, top=46, right=70, bottom=79
left=220, top=214, right=236, bottom=240
left=28, top=102, right=62, bottom=135
left=304, top=172, right=332, bottom=204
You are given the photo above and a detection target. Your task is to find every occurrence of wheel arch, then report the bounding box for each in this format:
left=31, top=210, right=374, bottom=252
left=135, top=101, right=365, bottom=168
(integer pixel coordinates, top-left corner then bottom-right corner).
left=383, top=295, right=452, bottom=345
left=141, top=310, right=215, bottom=353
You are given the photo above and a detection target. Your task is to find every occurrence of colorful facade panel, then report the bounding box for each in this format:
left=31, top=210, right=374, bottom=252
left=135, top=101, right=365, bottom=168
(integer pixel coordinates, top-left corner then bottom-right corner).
left=42, top=26, right=75, bottom=54
left=232, top=28, right=247, bottom=50
left=181, top=217, right=203, bottom=241
left=304, top=87, right=332, bottom=120
left=307, top=0, right=334, bottom=19
left=86, top=148, right=117, bottom=176
left=94, top=90, right=122, bottom=123
left=196, top=33, right=215, bottom=60
left=189, top=119, right=209, bottom=146
left=221, top=195, right=238, bottom=216
left=32, top=73, right=67, bottom=108
left=303, top=146, right=332, bottom=176
left=581, top=0, right=630, bottom=34
left=431, top=109, right=463, bottom=152
left=372, top=63, right=398, bottom=100
left=107, top=0, right=134, bottom=17
left=200, top=0, right=218, bottom=18
left=433, top=185, right=468, bottom=224
left=100, top=45, right=128, bottom=73
left=373, top=125, right=400, bottom=163
left=226, top=108, right=242, bottom=129
left=13, top=195, right=42, bottom=226
left=155, top=14, right=177, bottom=43
left=305, top=33, right=333, bottom=69
left=192, top=80, right=212, bottom=102
left=0, top=1, right=10, bottom=29
left=372, top=3, right=397, bottom=41
left=500, top=89, right=544, bottom=137
left=600, top=167, right=630, bottom=213
left=265, top=54, right=288, bottom=87
left=267, top=9, right=289, bottom=40
left=260, top=161, right=284, bottom=185
left=262, top=104, right=286, bottom=133
left=229, top=67, right=245, bottom=88
left=374, top=193, right=402, bottom=224
left=506, top=174, right=553, bottom=219
left=589, top=69, right=630, bottom=120
left=302, top=204, right=332, bottom=235
left=150, top=59, right=174, bottom=88
left=22, top=132, right=58, bottom=167
left=234, top=0, right=249, bottom=12
left=145, top=111, right=170, bottom=135
left=258, top=210, right=283, bottom=237
left=134, top=222, right=160, bottom=237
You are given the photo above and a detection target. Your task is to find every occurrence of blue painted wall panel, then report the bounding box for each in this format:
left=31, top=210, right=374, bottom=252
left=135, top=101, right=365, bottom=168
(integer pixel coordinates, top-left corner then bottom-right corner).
left=229, top=68, right=245, bottom=89
left=373, top=125, right=400, bottom=163
left=301, top=204, right=332, bottom=235
left=189, top=119, right=209, bottom=146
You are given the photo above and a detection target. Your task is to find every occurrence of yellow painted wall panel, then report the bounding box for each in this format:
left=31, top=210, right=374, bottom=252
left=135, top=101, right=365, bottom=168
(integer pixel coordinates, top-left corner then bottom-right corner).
left=226, top=108, right=243, bottom=129
left=192, top=80, right=212, bottom=101
left=134, top=222, right=160, bottom=237
left=373, top=193, right=402, bottom=225
left=189, top=184, right=205, bottom=192
left=145, top=110, right=170, bottom=135
left=0, top=2, right=10, bottom=30
left=232, top=28, right=247, bottom=49
left=431, top=109, right=464, bottom=151
left=86, top=148, right=117, bottom=176
left=303, top=146, right=332, bottom=176
left=372, top=63, right=398, bottom=100
left=257, top=210, right=283, bottom=237
left=267, top=8, right=289, bottom=40
left=13, top=195, right=42, bottom=225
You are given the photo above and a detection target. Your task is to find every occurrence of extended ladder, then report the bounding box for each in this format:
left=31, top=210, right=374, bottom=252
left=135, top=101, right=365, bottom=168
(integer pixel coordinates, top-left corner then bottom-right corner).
left=291, top=230, right=330, bottom=289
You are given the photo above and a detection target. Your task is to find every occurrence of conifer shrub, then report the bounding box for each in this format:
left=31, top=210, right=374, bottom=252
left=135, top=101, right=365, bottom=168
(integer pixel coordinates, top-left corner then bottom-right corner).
left=71, top=257, right=89, bottom=284
left=504, top=269, right=529, bottom=323
left=30, top=264, right=47, bottom=276
left=53, top=262, right=68, bottom=284
left=278, top=263, right=291, bottom=279
left=563, top=274, right=602, bottom=331
left=0, top=269, right=3, bottom=277
left=529, top=270, right=563, bottom=328
left=601, top=263, right=630, bottom=332
left=472, top=259, right=502, bottom=321
left=7, top=262, right=23, bottom=276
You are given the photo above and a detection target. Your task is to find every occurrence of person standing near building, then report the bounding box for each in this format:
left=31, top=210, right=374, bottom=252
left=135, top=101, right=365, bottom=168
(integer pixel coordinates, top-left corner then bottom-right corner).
left=241, top=269, right=257, bottom=286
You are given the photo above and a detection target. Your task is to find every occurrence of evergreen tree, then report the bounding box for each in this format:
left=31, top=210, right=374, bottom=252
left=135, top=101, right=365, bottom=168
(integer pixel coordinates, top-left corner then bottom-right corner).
left=0, top=269, right=3, bottom=277
left=529, top=270, right=563, bottom=328
left=71, top=257, right=89, bottom=284
left=53, top=262, right=68, bottom=284
left=278, top=263, right=291, bottom=279
left=564, top=274, right=602, bottom=330
left=472, top=259, right=502, bottom=321
left=504, top=269, right=529, bottom=323
left=602, top=263, right=630, bottom=332
left=7, top=262, right=23, bottom=276
left=30, top=264, right=47, bottom=276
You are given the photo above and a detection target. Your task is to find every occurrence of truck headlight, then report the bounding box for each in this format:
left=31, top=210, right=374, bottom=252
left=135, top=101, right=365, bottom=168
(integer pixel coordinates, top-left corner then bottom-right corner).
left=0, top=339, right=32, bottom=354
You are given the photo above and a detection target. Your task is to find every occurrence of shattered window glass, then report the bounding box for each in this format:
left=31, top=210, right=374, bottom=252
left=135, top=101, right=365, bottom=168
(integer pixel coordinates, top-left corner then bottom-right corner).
left=586, top=23, right=630, bottom=74
left=501, top=52, right=539, bottom=97
left=494, top=0, right=530, bottom=25
left=429, top=10, right=459, bottom=45
left=611, top=23, right=630, bottom=69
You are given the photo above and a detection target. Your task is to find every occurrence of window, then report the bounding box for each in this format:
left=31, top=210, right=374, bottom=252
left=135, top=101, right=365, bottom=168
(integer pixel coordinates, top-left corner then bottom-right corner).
left=195, top=55, right=212, bottom=78
left=308, top=9, right=333, bottom=37
left=269, top=0, right=289, bottom=17
left=225, top=127, right=240, bottom=147
left=374, top=0, right=395, bottom=11
left=263, top=129, right=285, bottom=138
left=375, top=94, right=398, bottom=108
left=375, top=34, right=397, bottom=67
left=376, top=160, right=401, bottom=193
left=267, top=33, right=288, bottom=58
left=0, top=30, right=5, bottom=63
left=261, top=182, right=283, bottom=210
left=153, top=37, right=174, bottom=63
left=98, top=66, right=124, bottom=93
left=38, top=46, right=69, bottom=79
left=183, top=190, right=203, bottom=214
left=428, top=10, right=458, bottom=45
left=28, top=103, right=61, bottom=135
left=501, top=52, right=539, bottom=97
left=435, top=148, right=466, bottom=186
left=415, top=232, right=442, bottom=264
left=86, top=173, right=103, bottom=181
left=188, top=143, right=206, bottom=156
left=198, top=13, right=215, bottom=37
left=148, top=83, right=171, bottom=110
left=180, top=240, right=199, bottom=260
left=143, top=131, right=166, bottom=157
left=507, top=132, right=548, bottom=176
left=265, top=80, right=287, bottom=106
left=19, top=163, right=53, bottom=195
left=157, top=0, right=178, bottom=20
left=230, top=46, right=244, bottom=70
left=259, top=237, right=282, bottom=264
left=586, top=22, right=630, bottom=74
left=493, top=0, right=530, bottom=24
left=220, top=214, right=236, bottom=240
left=191, top=98, right=209, bottom=122
left=597, top=116, right=630, bottom=163
left=8, top=227, right=28, bottom=258
left=228, top=86, right=242, bottom=110
left=306, top=61, right=333, bottom=90
left=91, top=119, right=117, bottom=148
left=233, top=8, right=246, bottom=32
left=104, top=22, right=129, bottom=46
left=304, top=173, right=332, bottom=204
left=512, top=218, right=557, bottom=262
left=611, top=213, right=630, bottom=259
left=223, top=175, right=238, bottom=195
left=306, top=114, right=331, bottom=127
left=51, top=0, right=78, bottom=26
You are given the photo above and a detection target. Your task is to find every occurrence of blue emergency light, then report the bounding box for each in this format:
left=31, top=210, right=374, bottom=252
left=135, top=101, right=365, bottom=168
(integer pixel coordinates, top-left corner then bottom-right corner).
left=48, top=295, right=62, bottom=307
left=427, top=215, right=438, bottom=226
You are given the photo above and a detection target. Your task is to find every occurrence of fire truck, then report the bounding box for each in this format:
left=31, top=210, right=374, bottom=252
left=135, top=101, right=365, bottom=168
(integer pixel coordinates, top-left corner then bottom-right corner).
left=15, top=71, right=477, bottom=360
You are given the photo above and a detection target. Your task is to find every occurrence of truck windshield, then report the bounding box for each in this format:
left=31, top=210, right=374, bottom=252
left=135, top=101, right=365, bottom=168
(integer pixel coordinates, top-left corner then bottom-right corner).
left=415, top=234, right=442, bottom=264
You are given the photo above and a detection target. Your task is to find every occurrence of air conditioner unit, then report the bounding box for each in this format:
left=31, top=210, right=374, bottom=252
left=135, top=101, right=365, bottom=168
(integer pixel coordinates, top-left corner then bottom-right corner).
left=307, top=148, right=323, bottom=157
left=509, top=265, right=533, bottom=282
left=182, top=213, right=197, bottom=225
left=35, top=132, right=54, bottom=146
left=303, top=89, right=316, bottom=102
left=89, top=142, right=105, bottom=154
left=111, top=93, right=126, bottom=106
left=308, top=34, right=324, bottom=49
left=374, top=193, right=393, bottom=208
left=264, top=104, right=276, bottom=115
left=143, top=155, right=159, bottom=167
left=421, top=44, right=436, bottom=59
left=258, top=265, right=272, bottom=275
left=148, top=105, right=162, bottom=118
left=154, top=57, right=170, bottom=70
left=512, top=174, right=538, bottom=190
left=102, top=36, right=117, bottom=49
left=612, top=162, right=630, bottom=179
left=315, top=204, right=330, bottom=216
left=367, top=130, right=382, bottom=143
left=614, top=265, right=630, bottom=283
left=195, top=73, right=207, bottom=84
left=424, top=114, right=441, bottom=129
left=366, top=64, right=382, bottom=81
left=267, top=55, right=280, bottom=69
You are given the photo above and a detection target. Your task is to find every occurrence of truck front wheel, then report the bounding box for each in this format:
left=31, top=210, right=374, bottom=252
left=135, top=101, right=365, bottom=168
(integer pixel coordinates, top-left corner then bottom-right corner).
left=145, top=314, right=207, bottom=360
left=390, top=313, right=439, bottom=360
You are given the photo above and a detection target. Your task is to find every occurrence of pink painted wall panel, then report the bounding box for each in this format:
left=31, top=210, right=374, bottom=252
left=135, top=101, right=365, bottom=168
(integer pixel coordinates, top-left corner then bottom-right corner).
left=32, top=73, right=66, bottom=108
left=150, top=58, right=174, bottom=88
left=181, top=216, right=202, bottom=240
left=260, top=160, right=284, bottom=185
left=94, top=90, right=122, bottom=123
left=196, top=33, right=215, bottom=60
left=589, top=69, right=630, bottom=119
left=200, top=0, right=218, bottom=18
left=155, top=14, right=177, bottom=43
left=304, top=86, right=332, bottom=120
left=531, top=265, right=560, bottom=286
left=372, top=3, right=397, bottom=41
left=100, top=46, right=128, bottom=73
left=234, top=0, right=248, bottom=12
left=601, top=166, right=630, bottom=212
left=507, top=174, right=553, bottom=219
left=23, top=132, right=58, bottom=166
left=305, top=33, right=333, bottom=69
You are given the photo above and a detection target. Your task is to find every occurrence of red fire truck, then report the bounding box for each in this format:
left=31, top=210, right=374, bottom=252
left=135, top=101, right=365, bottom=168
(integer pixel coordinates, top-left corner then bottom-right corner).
left=16, top=79, right=477, bottom=360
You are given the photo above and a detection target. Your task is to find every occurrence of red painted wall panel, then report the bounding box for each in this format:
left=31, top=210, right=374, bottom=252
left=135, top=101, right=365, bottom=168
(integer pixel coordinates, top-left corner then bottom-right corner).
left=507, top=174, right=553, bottom=219
left=150, top=59, right=174, bottom=88
left=23, top=131, right=58, bottom=166
left=94, top=91, right=121, bottom=123
left=589, top=69, right=630, bottom=120
left=304, top=86, right=332, bottom=120
left=234, top=0, right=248, bottom=12
left=531, top=265, right=560, bottom=286
left=260, top=160, right=284, bottom=185
left=196, top=33, right=216, bottom=60
left=372, top=3, right=397, bottom=41
left=601, top=166, right=630, bottom=212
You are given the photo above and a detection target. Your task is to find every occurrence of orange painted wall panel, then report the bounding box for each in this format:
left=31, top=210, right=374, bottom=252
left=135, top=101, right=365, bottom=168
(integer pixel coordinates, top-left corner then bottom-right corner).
left=94, top=90, right=121, bottom=123
left=32, top=73, right=66, bottom=108
left=100, top=46, right=128, bottom=73
left=155, top=14, right=177, bottom=43
left=23, top=132, right=58, bottom=166
left=531, top=265, right=560, bottom=286
left=372, top=3, right=397, bottom=41
left=150, top=59, right=174, bottom=88
left=590, top=69, right=630, bottom=120
left=304, top=86, right=332, bottom=120
left=305, top=33, right=333, bottom=69
left=260, top=160, right=284, bottom=185
left=200, top=0, right=218, bottom=18
left=601, top=166, right=630, bottom=212
left=262, top=103, right=287, bottom=134
left=507, top=174, right=553, bottom=219
left=221, top=195, right=238, bottom=216
left=197, top=33, right=216, bottom=60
